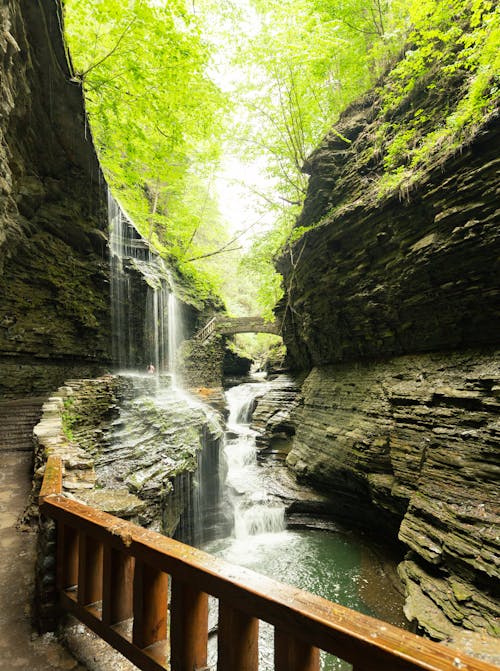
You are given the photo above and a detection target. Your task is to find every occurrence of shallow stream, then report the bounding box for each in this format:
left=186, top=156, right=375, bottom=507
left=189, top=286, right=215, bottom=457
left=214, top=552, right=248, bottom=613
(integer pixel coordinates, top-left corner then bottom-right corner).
left=202, top=376, right=407, bottom=670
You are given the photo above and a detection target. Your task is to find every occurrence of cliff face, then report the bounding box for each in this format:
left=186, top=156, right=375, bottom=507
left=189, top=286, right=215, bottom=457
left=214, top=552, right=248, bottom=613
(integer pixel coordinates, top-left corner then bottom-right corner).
left=0, top=1, right=111, bottom=397
left=276, top=108, right=499, bottom=369
left=286, top=353, right=499, bottom=640
left=276, top=47, right=500, bottom=650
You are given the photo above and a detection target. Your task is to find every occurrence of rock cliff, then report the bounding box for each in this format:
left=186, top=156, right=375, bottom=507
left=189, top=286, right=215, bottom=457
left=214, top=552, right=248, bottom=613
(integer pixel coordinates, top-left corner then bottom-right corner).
left=0, top=1, right=111, bottom=397
left=277, top=110, right=499, bottom=369
left=0, top=1, right=218, bottom=398
left=276, top=39, right=500, bottom=655
left=33, top=376, right=224, bottom=542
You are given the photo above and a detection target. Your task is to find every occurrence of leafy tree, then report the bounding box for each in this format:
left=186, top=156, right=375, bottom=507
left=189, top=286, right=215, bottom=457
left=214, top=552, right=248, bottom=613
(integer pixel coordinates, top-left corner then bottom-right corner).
left=212, top=0, right=411, bottom=317
left=63, top=0, right=229, bottom=295
left=64, top=0, right=497, bottom=325
left=215, top=0, right=498, bottom=318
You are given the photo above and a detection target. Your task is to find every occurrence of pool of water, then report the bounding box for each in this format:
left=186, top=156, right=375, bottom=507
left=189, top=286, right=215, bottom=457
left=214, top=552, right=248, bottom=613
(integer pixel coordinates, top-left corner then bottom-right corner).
left=200, top=377, right=407, bottom=669
left=204, top=526, right=406, bottom=670
left=207, top=528, right=372, bottom=614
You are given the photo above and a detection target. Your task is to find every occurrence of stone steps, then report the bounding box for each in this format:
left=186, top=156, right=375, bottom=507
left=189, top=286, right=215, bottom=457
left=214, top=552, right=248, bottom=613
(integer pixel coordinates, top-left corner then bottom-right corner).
left=0, top=396, right=46, bottom=452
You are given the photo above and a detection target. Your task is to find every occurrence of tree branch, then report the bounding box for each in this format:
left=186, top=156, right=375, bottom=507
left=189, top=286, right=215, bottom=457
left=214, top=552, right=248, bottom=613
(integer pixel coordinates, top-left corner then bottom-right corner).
left=185, top=246, right=242, bottom=262
left=79, top=18, right=137, bottom=79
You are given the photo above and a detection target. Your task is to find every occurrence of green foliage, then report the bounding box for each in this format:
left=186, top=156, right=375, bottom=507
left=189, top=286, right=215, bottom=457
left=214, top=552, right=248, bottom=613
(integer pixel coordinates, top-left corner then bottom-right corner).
left=204, top=0, right=412, bottom=316
left=238, top=0, right=409, bottom=189
left=61, top=398, right=77, bottom=441
left=63, top=0, right=498, bottom=322
left=232, top=333, right=285, bottom=369
left=377, top=0, right=499, bottom=194
left=63, top=0, right=229, bottom=296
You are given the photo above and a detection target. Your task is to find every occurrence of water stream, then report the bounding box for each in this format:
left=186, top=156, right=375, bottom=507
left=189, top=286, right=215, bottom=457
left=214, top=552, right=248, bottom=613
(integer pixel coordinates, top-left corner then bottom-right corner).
left=224, top=380, right=286, bottom=537
left=107, top=192, right=223, bottom=545
left=107, top=193, right=405, bottom=669
left=109, top=191, right=182, bottom=377
left=203, top=377, right=406, bottom=671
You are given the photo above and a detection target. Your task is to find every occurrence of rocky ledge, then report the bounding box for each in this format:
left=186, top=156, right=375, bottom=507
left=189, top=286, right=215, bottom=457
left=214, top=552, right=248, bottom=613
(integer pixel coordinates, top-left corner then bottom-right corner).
left=32, top=375, right=224, bottom=541
left=0, top=1, right=112, bottom=397
left=282, top=350, right=499, bottom=659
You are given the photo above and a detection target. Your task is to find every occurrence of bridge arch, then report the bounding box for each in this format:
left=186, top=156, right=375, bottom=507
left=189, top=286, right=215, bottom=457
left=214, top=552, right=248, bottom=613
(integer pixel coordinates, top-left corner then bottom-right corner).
left=195, top=316, right=280, bottom=342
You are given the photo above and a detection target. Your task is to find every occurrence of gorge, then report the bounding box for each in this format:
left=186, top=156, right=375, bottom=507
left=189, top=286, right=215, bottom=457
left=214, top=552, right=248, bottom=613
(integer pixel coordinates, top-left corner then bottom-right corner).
left=275, top=52, right=499, bottom=654
left=0, top=0, right=499, bottom=669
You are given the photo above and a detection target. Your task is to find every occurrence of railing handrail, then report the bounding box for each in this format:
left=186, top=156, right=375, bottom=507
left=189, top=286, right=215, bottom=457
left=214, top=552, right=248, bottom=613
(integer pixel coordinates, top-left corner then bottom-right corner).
left=39, top=456, right=497, bottom=671
left=194, top=316, right=217, bottom=342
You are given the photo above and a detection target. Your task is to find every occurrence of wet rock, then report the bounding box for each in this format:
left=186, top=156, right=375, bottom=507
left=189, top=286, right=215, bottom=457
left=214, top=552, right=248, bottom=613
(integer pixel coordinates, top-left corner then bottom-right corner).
left=283, top=350, right=499, bottom=648
left=77, top=489, right=147, bottom=521
left=178, top=334, right=226, bottom=388
left=250, top=374, right=304, bottom=459
left=0, top=2, right=112, bottom=397
left=44, top=376, right=224, bottom=541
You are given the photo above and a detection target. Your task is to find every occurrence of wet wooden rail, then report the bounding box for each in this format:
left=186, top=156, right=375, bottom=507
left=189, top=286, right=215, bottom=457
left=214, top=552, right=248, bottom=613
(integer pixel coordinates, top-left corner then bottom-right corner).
left=39, top=456, right=496, bottom=671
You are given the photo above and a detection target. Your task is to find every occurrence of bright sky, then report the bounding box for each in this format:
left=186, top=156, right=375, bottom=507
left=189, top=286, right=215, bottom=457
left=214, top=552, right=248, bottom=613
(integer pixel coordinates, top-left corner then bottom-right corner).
left=200, top=0, right=277, bottom=248
left=215, top=155, right=276, bottom=248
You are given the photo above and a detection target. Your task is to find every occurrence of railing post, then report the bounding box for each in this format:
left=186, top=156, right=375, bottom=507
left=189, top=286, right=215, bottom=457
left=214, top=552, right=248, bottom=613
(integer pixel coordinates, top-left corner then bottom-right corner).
left=132, top=560, right=168, bottom=650
left=102, top=547, right=134, bottom=626
left=170, top=580, right=209, bottom=671
left=77, top=532, right=103, bottom=607
left=274, top=629, right=320, bottom=671
left=57, top=523, right=79, bottom=591
left=217, top=601, right=259, bottom=671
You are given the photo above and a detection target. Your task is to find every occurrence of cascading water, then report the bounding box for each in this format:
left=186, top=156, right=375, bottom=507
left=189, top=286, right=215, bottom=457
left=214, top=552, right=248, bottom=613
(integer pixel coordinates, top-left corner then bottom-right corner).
left=223, top=380, right=286, bottom=539
left=168, top=292, right=181, bottom=387
left=107, top=190, right=224, bottom=545
left=108, top=191, right=181, bottom=378
left=202, top=376, right=407, bottom=670
left=108, top=194, right=404, bottom=671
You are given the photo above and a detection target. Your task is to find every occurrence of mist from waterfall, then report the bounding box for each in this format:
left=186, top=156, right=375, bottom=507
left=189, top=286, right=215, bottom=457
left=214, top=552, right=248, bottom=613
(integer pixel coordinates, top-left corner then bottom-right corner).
left=108, top=191, right=182, bottom=379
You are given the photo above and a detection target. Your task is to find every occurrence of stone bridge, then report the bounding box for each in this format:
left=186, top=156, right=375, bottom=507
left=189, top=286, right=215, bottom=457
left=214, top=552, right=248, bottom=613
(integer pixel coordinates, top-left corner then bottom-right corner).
left=196, top=315, right=280, bottom=342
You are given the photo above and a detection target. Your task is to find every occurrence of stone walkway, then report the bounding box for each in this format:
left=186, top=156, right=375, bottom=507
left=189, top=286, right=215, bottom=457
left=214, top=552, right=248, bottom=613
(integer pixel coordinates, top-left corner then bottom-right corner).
left=0, top=397, right=139, bottom=671
left=0, top=447, right=86, bottom=670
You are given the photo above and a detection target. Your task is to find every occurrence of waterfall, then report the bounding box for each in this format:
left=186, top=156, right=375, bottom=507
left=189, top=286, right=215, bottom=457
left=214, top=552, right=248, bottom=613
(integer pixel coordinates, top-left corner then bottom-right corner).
left=224, top=380, right=286, bottom=539
left=107, top=190, right=229, bottom=547
left=168, top=291, right=181, bottom=386
left=108, top=190, right=181, bottom=378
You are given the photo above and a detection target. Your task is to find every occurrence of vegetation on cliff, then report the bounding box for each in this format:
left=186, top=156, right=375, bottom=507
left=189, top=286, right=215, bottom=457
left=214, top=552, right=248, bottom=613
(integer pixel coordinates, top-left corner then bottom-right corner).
left=261, top=0, right=499, bottom=312
left=62, top=0, right=498, bottom=318
left=63, top=0, right=229, bottom=301
left=375, top=0, right=499, bottom=197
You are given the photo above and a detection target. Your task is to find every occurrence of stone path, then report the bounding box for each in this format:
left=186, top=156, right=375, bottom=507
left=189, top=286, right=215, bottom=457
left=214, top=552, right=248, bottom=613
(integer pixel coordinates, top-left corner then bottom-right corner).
left=0, top=396, right=140, bottom=671
left=0, top=397, right=86, bottom=670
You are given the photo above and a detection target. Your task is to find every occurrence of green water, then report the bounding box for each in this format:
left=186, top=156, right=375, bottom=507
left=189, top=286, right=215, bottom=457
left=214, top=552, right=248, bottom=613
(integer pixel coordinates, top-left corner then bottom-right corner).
left=205, top=528, right=406, bottom=670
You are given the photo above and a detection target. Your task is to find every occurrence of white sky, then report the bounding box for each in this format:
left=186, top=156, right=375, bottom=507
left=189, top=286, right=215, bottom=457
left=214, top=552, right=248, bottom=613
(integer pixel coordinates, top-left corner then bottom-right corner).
left=200, top=0, right=277, bottom=248
left=215, top=155, right=276, bottom=248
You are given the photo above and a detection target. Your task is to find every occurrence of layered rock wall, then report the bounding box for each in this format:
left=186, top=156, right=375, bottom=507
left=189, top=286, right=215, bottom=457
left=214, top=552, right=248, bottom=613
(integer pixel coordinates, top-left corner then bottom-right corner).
left=0, top=0, right=111, bottom=397
left=277, top=113, right=499, bottom=369
left=287, top=352, right=499, bottom=638
left=276, top=48, right=500, bottom=649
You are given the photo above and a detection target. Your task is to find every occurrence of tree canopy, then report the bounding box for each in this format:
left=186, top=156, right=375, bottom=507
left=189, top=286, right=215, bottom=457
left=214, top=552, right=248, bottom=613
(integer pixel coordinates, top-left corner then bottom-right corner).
left=63, top=0, right=499, bottom=317
left=63, top=0, right=230, bottom=300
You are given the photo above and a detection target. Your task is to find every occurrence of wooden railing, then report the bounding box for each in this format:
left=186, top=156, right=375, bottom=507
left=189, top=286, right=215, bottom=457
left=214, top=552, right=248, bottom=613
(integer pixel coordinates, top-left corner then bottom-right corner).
left=39, top=456, right=496, bottom=671
left=195, top=317, right=217, bottom=342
